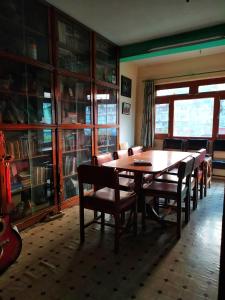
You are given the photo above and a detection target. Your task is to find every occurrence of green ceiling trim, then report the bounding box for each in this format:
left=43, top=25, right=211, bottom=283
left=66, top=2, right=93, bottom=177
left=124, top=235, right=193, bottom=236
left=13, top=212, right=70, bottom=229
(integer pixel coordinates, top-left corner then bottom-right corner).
left=120, top=38, right=225, bottom=63
left=120, top=24, right=225, bottom=60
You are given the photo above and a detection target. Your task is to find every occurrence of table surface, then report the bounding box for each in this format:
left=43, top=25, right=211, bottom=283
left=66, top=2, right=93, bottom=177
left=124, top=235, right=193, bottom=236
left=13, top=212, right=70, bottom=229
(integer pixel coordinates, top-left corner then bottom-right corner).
left=103, top=150, right=192, bottom=175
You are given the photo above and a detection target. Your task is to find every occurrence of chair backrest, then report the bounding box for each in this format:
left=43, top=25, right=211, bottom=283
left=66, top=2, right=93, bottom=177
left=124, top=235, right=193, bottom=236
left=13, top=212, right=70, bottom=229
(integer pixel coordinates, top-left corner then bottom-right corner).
left=78, top=164, right=120, bottom=201
left=191, top=152, right=201, bottom=170
left=186, top=139, right=209, bottom=152
left=197, top=148, right=206, bottom=164
left=163, top=138, right=184, bottom=151
left=128, top=146, right=143, bottom=156
left=113, top=149, right=129, bottom=160
left=177, top=156, right=195, bottom=183
left=92, top=153, right=113, bottom=166
left=213, top=139, right=225, bottom=160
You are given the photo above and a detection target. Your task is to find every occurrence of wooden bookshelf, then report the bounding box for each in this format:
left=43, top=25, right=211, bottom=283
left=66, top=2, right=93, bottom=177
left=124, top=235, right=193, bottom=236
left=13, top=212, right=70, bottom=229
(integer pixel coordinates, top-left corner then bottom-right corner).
left=0, top=0, right=119, bottom=228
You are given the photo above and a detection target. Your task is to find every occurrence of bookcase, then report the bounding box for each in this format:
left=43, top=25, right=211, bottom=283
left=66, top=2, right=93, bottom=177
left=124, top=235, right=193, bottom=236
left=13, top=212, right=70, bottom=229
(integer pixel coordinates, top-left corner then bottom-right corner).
left=0, top=0, right=119, bottom=228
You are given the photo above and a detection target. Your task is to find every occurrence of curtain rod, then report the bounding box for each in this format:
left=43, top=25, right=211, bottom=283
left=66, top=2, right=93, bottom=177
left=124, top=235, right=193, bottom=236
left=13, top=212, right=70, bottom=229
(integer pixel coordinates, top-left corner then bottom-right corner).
left=142, top=68, right=225, bottom=82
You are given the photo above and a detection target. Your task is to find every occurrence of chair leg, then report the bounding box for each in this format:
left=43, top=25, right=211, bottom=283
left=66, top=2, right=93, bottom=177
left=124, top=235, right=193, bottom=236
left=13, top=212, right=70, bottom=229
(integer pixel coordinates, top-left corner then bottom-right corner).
left=177, top=197, right=182, bottom=240
left=114, top=213, right=120, bottom=253
left=101, top=213, right=105, bottom=232
left=80, top=205, right=85, bottom=243
left=184, top=194, right=190, bottom=224
left=193, top=180, right=198, bottom=210
left=133, top=203, right=137, bottom=236
left=200, top=178, right=204, bottom=199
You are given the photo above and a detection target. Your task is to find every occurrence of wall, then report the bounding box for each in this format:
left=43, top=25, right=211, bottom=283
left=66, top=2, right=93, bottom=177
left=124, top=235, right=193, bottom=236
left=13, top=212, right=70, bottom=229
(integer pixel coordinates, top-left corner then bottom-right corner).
left=135, top=51, right=225, bottom=146
left=119, top=62, right=138, bottom=147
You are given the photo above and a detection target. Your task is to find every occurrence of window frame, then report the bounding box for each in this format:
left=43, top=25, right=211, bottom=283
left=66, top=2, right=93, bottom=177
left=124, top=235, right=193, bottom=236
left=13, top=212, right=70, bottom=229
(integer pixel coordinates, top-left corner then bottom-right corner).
left=155, top=77, right=225, bottom=140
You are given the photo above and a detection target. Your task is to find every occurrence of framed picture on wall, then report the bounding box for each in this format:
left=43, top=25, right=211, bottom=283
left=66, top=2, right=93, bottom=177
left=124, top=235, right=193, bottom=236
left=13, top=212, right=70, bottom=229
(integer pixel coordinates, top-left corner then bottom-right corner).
left=122, top=102, right=131, bottom=115
left=121, top=75, right=132, bottom=98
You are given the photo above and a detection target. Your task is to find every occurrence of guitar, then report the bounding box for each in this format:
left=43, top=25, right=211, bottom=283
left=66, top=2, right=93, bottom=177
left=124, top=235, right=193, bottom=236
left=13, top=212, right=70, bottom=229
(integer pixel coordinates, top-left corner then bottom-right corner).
left=0, top=131, right=22, bottom=274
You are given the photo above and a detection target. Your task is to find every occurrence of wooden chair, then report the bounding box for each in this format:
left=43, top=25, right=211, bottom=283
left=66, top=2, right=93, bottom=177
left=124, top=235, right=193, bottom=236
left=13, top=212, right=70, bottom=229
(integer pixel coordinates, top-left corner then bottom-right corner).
left=127, top=146, right=152, bottom=183
left=128, top=146, right=143, bottom=156
left=78, top=164, right=137, bottom=253
left=204, top=156, right=212, bottom=196
left=185, top=139, right=209, bottom=152
left=212, top=139, right=225, bottom=176
left=113, top=150, right=134, bottom=178
left=163, top=138, right=185, bottom=151
left=142, top=156, right=194, bottom=239
left=92, top=153, right=135, bottom=191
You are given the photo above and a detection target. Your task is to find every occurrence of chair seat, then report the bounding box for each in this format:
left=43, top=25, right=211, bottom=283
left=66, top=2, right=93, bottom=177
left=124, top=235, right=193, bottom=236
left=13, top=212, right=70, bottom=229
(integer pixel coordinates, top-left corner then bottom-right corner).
left=84, top=188, right=136, bottom=211
left=212, top=160, right=225, bottom=169
left=143, top=181, right=188, bottom=198
left=156, top=173, right=195, bottom=185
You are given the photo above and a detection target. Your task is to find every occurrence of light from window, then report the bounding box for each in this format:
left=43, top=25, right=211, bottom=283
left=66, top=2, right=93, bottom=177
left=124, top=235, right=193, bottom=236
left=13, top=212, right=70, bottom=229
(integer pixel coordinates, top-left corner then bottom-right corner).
left=155, top=103, right=169, bottom=134
left=219, top=100, right=225, bottom=135
left=173, top=98, right=214, bottom=137
left=156, top=87, right=189, bottom=96
left=199, top=83, right=225, bottom=93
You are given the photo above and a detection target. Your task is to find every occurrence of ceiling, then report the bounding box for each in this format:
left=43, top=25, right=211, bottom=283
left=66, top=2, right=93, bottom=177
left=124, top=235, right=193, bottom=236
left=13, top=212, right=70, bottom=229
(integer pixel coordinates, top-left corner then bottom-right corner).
left=46, top=0, right=225, bottom=46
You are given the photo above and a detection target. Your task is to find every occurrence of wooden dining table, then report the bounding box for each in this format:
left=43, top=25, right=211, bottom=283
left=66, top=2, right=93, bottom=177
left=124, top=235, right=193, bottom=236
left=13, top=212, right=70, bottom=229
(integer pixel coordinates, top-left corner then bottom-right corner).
left=103, top=149, right=193, bottom=228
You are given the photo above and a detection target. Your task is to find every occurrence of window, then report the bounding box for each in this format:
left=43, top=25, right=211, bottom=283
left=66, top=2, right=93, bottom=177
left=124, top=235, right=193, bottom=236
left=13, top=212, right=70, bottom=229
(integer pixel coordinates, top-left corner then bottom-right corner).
left=156, top=87, right=189, bottom=96
left=155, top=103, right=169, bottom=134
left=173, top=98, right=214, bottom=137
left=199, top=83, right=225, bottom=93
left=219, top=100, right=225, bottom=135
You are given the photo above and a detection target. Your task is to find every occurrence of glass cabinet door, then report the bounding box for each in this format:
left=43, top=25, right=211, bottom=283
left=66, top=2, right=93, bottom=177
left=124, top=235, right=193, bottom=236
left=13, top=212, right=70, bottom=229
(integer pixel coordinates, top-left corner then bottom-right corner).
left=96, top=36, right=117, bottom=84
left=59, top=76, right=91, bottom=124
left=96, top=86, right=117, bottom=125
left=4, top=129, right=55, bottom=221
left=0, top=0, right=49, bottom=63
left=62, top=129, right=92, bottom=200
left=0, top=59, right=53, bottom=125
left=57, top=17, right=90, bottom=75
left=97, top=128, right=117, bottom=154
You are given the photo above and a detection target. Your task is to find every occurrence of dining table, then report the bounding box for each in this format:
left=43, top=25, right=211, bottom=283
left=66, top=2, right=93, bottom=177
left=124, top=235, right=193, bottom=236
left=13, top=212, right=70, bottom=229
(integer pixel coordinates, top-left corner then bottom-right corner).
left=103, top=149, right=193, bottom=228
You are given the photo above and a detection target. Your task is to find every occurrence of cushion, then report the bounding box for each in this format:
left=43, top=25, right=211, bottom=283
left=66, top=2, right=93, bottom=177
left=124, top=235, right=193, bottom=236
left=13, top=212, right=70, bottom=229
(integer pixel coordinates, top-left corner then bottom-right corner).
left=212, top=160, right=225, bottom=169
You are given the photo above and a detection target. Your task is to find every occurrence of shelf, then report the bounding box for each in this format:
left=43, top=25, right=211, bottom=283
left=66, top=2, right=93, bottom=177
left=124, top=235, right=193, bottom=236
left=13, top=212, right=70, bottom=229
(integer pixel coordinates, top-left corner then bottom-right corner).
left=63, top=147, right=91, bottom=154
left=13, top=153, right=51, bottom=162
left=63, top=173, right=77, bottom=179
left=98, top=144, right=116, bottom=148
left=0, top=88, right=50, bottom=98
left=12, top=181, right=50, bottom=194
left=58, top=43, right=89, bottom=57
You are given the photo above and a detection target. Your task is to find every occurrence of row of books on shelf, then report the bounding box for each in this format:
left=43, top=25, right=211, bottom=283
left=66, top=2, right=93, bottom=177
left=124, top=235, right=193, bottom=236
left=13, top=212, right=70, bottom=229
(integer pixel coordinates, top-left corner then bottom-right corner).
left=6, top=138, right=39, bottom=159
left=63, top=132, right=90, bottom=151
left=63, top=156, right=77, bottom=176
left=11, top=166, right=49, bottom=192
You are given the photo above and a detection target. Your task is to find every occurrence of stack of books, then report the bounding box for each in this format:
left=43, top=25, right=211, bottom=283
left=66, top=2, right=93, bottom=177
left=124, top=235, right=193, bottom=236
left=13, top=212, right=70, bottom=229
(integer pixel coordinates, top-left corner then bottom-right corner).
left=18, top=171, right=31, bottom=188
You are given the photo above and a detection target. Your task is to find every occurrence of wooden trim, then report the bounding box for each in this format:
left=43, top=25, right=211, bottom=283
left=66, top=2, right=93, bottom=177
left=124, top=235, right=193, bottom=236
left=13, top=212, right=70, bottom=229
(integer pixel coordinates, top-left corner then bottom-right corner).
left=154, top=77, right=225, bottom=140
left=155, top=76, right=225, bottom=90
left=14, top=205, right=58, bottom=231
left=95, top=80, right=119, bottom=90
left=58, top=124, right=94, bottom=129
left=56, top=69, right=92, bottom=82
left=0, top=124, right=57, bottom=130
left=0, top=51, right=54, bottom=71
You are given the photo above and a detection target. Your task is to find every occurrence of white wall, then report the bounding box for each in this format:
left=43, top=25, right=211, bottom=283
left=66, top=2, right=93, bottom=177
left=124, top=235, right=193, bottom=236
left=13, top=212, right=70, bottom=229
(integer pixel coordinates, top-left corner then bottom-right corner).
left=119, top=62, right=138, bottom=147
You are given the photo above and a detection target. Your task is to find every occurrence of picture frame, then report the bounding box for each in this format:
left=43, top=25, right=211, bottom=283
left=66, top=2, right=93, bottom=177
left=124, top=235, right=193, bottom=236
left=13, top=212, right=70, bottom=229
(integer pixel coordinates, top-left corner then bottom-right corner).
left=121, top=75, right=132, bottom=98
left=122, top=102, right=131, bottom=115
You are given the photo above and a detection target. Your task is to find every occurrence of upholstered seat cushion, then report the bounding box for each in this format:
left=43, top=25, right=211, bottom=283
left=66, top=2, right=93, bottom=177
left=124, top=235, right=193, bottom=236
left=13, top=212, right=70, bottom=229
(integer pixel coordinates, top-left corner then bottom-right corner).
left=83, top=188, right=136, bottom=211
left=143, top=181, right=187, bottom=197
left=212, top=160, right=225, bottom=169
left=155, top=173, right=195, bottom=187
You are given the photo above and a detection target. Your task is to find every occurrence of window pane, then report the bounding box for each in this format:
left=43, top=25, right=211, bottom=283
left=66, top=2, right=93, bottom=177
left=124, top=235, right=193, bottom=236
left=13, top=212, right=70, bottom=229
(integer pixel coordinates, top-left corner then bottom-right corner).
left=199, top=83, right=225, bottom=93
left=156, top=87, right=189, bottom=96
left=155, top=103, right=169, bottom=134
left=173, top=98, right=214, bottom=137
left=219, top=100, right=225, bottom=134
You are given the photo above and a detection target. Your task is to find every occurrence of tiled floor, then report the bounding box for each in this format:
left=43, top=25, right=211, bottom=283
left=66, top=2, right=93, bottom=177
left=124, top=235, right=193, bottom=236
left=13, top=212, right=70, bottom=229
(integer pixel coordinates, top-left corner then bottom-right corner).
left=0, top=180, right=223, bottom=300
